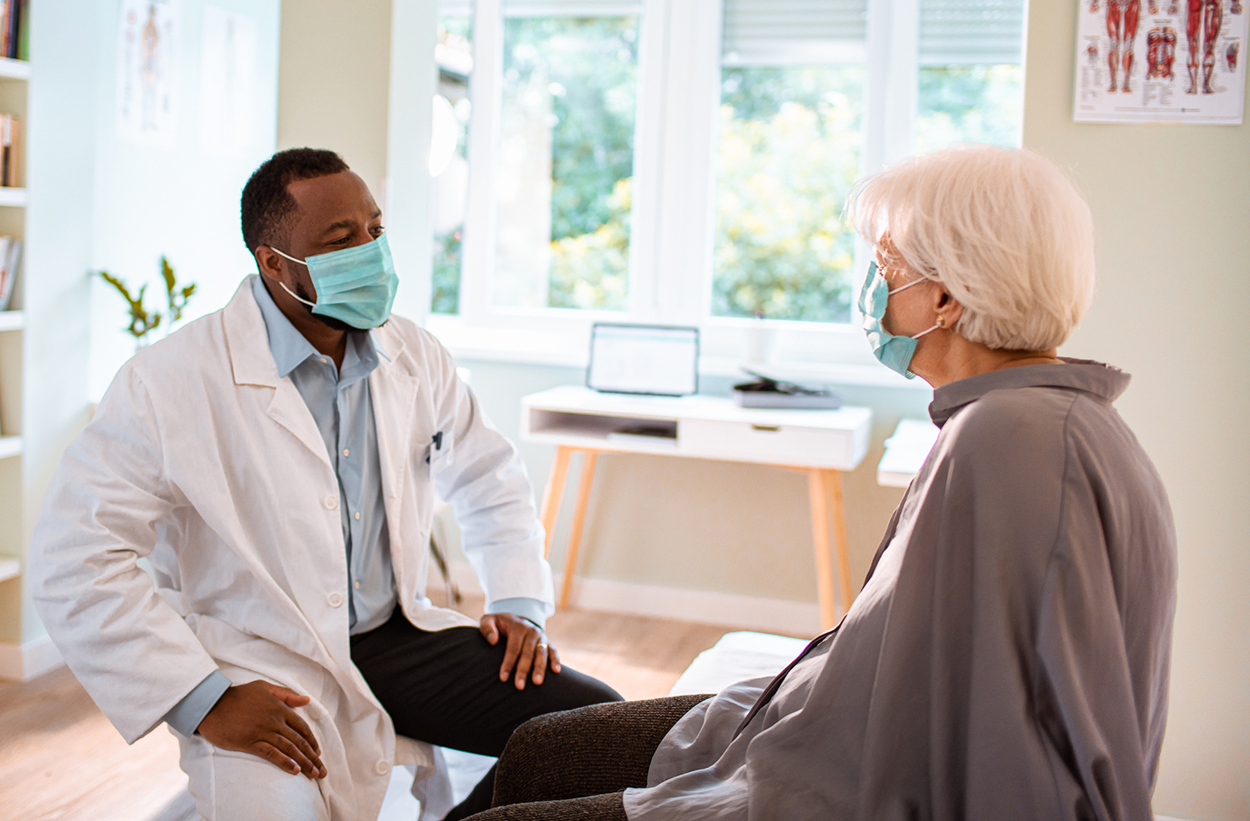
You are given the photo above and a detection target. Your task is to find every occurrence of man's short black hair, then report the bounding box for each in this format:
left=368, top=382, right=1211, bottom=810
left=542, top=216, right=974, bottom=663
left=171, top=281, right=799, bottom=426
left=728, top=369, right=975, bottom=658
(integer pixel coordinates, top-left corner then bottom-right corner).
left=240, top=148, right=350, bottom=254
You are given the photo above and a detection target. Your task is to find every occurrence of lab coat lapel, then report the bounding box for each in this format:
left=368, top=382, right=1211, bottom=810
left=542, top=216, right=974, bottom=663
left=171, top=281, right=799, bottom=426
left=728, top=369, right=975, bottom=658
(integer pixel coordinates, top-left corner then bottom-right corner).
left=368, top=330, right=418, bottom=503
left=223, top=279, right=331, bottom=469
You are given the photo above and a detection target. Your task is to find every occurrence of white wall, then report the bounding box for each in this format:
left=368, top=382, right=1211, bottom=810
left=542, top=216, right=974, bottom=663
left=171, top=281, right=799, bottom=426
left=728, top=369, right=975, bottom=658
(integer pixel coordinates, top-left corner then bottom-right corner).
left=2, top=0, right=280, bottom=655
left=1022, top=4, right=1250, bottom=820
left=88, top=0, right=281, bottom=401
left=277, top=0, right=393, bottom=198
left=276, top=0, right=436, bottom=329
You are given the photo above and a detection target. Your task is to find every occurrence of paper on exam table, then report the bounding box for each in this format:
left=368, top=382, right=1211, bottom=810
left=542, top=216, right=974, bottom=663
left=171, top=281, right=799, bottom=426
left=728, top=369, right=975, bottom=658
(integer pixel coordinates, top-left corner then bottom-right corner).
left=877, top=419, right=940, bottom=487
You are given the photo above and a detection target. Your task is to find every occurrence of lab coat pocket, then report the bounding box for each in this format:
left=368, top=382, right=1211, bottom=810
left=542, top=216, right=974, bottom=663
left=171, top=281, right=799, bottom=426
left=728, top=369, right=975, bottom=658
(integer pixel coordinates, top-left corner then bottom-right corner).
left=427, top=433, right=455, bottom=481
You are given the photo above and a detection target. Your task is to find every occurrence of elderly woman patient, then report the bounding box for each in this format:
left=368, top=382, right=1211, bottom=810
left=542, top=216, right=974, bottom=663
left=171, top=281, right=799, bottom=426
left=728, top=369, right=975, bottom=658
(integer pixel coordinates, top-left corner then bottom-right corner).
left=464, top=146, right=1177, bottom=821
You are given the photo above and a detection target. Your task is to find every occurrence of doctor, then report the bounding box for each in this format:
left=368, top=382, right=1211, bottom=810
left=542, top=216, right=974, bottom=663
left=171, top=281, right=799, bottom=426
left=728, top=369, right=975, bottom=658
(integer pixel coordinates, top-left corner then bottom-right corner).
left=31, top=148, right=621, bottom=821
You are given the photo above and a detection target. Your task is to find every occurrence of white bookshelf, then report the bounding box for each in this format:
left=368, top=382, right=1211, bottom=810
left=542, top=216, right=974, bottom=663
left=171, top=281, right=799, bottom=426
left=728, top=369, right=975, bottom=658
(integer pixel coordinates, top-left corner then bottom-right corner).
left=0, top=58, right=29, bottom=81
left=0, top=54, right=26, bottom=631
left=0, top=58, right=28, bottom=82
left=0, top=187, right=26, bottom=207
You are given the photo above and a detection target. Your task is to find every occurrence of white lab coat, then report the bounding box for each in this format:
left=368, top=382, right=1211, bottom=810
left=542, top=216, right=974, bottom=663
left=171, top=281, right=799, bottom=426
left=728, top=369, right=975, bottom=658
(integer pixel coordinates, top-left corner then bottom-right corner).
left=30, top=279, right=554, bottom=820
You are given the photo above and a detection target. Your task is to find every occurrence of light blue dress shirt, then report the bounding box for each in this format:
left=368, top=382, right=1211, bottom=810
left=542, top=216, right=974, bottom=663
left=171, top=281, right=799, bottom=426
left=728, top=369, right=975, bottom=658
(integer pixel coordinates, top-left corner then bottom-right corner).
left=162, top=276, right=545, bottom=736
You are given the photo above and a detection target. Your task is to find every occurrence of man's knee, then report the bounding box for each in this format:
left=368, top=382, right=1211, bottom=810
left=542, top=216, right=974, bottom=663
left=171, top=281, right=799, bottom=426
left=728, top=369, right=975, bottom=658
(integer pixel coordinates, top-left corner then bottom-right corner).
left=181, top=742, right=330, bottom=821
left=542, top=666, right=625, bottom=712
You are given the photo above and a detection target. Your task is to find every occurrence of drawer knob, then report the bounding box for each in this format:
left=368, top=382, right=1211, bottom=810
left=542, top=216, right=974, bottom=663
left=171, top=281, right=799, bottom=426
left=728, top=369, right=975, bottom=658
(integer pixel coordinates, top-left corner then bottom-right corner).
left=750, top=424, right=781, bottom=432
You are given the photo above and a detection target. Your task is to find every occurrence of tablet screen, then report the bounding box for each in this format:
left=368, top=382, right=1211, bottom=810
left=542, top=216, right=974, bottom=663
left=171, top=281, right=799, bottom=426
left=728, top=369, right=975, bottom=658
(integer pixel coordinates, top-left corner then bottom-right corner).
left=587, top=324, right=699, bottom=396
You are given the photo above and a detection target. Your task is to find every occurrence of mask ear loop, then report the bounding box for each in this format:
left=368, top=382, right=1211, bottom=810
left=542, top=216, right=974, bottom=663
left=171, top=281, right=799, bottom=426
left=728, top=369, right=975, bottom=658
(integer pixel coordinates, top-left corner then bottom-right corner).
left=889, top=276, right=947, bottom=340
left=887, top=277, right=926, bottom=296
left=267, top=246, right=317, bottom=307
left=911, top=321, right=942, bottom=340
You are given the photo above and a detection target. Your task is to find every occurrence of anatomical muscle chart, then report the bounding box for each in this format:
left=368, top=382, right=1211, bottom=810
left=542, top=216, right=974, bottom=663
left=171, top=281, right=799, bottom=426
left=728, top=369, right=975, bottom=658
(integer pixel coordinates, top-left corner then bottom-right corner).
left=1075, top=0, right=1247, bottom=123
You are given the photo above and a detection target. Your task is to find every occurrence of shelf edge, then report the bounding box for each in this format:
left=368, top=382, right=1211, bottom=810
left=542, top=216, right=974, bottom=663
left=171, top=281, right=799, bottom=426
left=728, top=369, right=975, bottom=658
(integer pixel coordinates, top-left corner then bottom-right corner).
left=0, top=187, right=27, bottom=206
left=0, top=57, right=30, bottom=80
left=0, top=435, right=22, bottom=459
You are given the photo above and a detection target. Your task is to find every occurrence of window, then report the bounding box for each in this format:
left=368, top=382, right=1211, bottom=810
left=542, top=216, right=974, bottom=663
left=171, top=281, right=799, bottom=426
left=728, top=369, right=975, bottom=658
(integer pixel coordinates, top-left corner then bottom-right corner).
left=431, top=9, right=474, bottom=315
left=712, top=0, right=869, bottom=325
left=916, top=0, right=1025, bottom=153
left=411, top=0, right=1026, bottom=372
left=493, top=14, right=639, bottom=311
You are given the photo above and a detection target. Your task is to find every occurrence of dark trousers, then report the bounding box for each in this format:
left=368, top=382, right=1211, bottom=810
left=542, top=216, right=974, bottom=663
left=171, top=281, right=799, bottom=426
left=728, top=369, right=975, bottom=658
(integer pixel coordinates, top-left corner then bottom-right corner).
left=350, top=608, right=623, bottom=820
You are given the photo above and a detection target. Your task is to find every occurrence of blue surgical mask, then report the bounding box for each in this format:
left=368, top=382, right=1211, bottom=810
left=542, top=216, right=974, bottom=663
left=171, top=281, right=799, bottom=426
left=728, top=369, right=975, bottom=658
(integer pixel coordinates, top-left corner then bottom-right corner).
left=270, top=234, right=399, bottom=329
left=858, top=261, right=940, bottom=379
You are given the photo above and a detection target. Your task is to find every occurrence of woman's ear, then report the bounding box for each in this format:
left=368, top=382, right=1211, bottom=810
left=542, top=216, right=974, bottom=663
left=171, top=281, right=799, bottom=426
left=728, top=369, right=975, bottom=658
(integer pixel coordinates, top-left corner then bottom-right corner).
left=934, top=287, right=964, bottom=329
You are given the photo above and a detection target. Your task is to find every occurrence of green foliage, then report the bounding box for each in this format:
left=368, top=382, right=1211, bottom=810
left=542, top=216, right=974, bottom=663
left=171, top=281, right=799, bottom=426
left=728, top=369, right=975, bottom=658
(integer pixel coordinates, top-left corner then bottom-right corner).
left=162, top=256, right=196, bottom=323
left=503, top=16, right=638, bottom=309
left=429, top=15, right=473, bottom=316
left=549, top=178, right=630, bottom=310
left=444, top=15, right=1019, bottom=324
left=99, top=257, right=196, bottom=342
left=440, top=15, right=472, bottom=41
left=712, top=66, right=865, bottom=323
left=431, top=229, right=462, bottom=315
left=99, top=271, right=161, bottom=339
left=915, top=65, right=1023, bottom=153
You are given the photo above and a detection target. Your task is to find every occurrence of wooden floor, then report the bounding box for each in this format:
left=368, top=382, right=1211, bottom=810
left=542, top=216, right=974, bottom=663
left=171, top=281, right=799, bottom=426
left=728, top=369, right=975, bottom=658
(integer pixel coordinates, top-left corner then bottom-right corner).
left=0, top=596, right=730, bottom=821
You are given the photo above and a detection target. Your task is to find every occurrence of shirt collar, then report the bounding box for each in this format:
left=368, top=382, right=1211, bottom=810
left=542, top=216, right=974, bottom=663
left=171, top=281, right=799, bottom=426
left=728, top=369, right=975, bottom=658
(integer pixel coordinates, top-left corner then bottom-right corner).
left=928, top=358, right=1132, bottom=428
left=249, top=274, right=387, bottom=379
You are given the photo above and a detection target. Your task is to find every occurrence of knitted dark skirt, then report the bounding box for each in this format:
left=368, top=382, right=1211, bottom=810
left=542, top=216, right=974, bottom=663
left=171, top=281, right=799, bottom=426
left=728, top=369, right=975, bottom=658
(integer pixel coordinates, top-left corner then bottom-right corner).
left=463, top=693, right=713, bottom=821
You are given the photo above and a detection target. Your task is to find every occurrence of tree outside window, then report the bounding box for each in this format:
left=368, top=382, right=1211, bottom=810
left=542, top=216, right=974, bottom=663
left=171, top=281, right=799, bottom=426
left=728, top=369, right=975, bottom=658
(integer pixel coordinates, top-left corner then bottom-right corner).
left=493, top=16, right=639, bottom=312
left=712, top=66, right=864, bottom=324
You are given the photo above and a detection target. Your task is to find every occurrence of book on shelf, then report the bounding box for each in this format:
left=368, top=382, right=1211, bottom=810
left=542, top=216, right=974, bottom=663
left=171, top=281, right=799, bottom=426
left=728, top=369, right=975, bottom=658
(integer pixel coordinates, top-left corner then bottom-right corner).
left=1, top=0, right=26, bottom=61
left=0, top=235, right=22, bottom=311
left=16, top=0, right=26, bottom=61
left=0, top=113, right=21, bottom=187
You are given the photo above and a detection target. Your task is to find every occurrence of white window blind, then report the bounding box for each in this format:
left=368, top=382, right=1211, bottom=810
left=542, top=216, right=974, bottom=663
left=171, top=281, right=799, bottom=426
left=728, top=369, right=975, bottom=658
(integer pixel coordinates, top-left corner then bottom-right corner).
left=919, top=0, right=1025, bottom=66
left=721, top=0, right=869, bottom=66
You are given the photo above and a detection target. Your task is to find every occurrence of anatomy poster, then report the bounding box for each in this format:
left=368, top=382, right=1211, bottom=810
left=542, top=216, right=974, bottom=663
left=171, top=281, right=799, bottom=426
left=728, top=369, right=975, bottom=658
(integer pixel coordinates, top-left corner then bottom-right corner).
left=198, top=5, right=257, bottom=157
left=116, top=0, right=181, bottom=147
left=1074, top=0, right=1247, bottom=123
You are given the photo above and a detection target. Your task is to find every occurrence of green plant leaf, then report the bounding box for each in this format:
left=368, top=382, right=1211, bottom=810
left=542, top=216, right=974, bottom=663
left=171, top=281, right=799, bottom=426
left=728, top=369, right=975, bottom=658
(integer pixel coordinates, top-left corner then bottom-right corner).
left=161, top=256, right=175, bottom=295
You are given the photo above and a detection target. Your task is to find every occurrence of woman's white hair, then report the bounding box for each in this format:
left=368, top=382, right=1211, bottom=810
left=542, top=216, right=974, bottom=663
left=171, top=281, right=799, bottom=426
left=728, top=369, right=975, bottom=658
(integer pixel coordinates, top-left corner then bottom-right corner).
left=846, top=145, right=1096, bottom=352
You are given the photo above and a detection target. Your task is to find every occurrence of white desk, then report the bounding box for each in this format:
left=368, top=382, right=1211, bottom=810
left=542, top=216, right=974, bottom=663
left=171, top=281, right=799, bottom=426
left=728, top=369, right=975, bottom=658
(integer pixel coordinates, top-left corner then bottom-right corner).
left=521, top=386, right=872, bottom=629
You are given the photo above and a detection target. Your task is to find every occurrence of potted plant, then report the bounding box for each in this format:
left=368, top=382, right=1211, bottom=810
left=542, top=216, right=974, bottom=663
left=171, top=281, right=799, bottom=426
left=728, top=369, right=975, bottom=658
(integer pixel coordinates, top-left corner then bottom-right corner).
left=99, top=256, right=196, bottom=349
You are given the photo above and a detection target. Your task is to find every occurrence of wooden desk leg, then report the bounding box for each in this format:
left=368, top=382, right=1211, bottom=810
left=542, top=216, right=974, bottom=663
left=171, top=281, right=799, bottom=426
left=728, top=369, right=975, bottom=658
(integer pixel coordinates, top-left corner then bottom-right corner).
left=827, top=469, right=855, bottom=616
left=558, top=449, right=599, bottom=610
left=540, top=446, right=574, bottom=560
left=807, top=468, right=838, bottom=630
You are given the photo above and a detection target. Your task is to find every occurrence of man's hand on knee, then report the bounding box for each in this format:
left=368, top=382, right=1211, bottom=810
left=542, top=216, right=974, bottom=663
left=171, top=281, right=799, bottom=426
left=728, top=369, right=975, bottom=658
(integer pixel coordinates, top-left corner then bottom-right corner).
left=480, top=613, right=562, bottom=690
left=196, top=680, right=328, bottom=779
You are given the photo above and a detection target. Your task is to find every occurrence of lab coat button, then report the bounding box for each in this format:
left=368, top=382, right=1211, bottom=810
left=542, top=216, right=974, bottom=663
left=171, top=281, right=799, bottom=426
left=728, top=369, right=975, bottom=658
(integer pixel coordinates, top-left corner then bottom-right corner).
left=376, top=760, right=390, bottom=775
left=325, top=496, right=338, bottom=510
left=328, top=592, right=344, bottom=607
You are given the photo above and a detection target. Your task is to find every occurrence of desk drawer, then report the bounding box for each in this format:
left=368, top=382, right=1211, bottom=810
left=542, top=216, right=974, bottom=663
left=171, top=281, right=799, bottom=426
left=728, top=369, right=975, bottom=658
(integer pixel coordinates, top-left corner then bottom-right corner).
left=680, top=418, right=856, bottom=469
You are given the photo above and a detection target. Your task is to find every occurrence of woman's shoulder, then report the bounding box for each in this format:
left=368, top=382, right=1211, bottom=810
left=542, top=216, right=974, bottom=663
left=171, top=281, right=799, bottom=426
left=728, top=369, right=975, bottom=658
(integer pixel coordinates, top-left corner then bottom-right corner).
left=939, top=384, right=1080, bottom=464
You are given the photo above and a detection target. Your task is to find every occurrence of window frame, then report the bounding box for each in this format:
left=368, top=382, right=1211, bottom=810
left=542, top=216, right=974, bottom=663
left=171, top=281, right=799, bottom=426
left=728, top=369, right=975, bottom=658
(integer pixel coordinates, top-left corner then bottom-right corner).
left=401, top=0, right=1018, bottom=384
